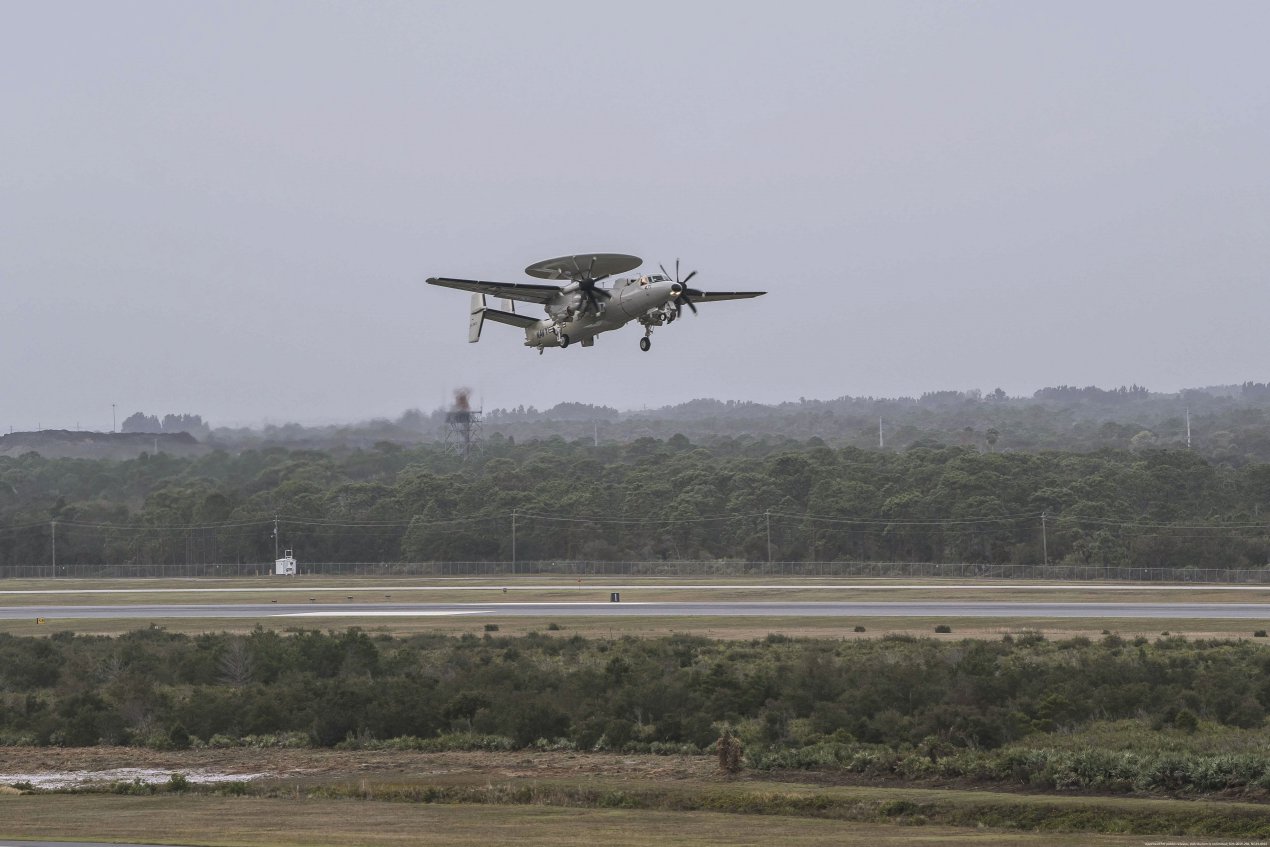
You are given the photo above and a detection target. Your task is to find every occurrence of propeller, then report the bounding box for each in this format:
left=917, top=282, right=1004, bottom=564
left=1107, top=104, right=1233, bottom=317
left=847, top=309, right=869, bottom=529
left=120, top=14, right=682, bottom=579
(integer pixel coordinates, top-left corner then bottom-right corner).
left=574, top=256, right=612, bottom=314
left=661, top=259, right=699, bottom=317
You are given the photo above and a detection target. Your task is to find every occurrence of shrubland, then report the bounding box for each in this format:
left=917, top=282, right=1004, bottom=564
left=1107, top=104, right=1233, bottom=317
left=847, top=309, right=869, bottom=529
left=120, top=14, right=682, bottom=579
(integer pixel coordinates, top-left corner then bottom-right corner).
left=4, top=629, right=1270, bottom=797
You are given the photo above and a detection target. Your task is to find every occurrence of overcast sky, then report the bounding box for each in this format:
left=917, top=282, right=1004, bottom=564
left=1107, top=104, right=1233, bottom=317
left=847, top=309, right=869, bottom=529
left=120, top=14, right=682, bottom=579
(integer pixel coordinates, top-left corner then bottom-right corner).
left=3, top=1, right=1268, bottom=429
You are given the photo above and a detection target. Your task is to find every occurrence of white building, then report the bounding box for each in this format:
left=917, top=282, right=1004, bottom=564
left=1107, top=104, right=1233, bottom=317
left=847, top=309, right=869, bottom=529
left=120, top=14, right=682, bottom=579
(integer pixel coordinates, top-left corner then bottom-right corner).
left=275, top=549, right=297, bottom=575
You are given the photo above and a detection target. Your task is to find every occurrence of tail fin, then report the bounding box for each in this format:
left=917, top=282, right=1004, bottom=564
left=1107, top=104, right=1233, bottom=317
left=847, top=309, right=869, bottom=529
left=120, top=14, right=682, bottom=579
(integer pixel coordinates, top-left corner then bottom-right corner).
left=468, top=293, right=486, bottom=343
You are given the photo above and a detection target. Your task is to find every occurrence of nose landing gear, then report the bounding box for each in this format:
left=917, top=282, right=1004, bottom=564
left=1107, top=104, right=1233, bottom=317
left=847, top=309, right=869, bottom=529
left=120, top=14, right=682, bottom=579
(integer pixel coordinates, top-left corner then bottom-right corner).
left=639, top=336, right=651, bottom=352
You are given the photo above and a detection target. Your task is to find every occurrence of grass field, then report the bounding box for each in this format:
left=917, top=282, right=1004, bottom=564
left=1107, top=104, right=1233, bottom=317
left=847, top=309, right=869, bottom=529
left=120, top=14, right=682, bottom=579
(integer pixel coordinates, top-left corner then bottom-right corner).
left=6, top=574, right=1270, bottom=605
left=0, top=793, right=1143, bottom=847
left=6, top=614, right=1270, bottom=642
left=6, top=744, right=1269, bottom=846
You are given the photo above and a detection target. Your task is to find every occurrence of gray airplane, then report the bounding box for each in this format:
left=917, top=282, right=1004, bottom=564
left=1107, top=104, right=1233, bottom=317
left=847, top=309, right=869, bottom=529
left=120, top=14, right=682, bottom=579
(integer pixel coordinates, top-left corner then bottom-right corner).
left=427, top=253, right=764, bottom=353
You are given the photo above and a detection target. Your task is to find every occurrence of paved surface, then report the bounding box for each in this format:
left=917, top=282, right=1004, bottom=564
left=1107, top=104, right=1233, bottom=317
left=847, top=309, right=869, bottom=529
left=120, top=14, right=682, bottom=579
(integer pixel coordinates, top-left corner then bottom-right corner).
left=7, top=582, right=1270, bottom=594
left=3, top=600, right=1270, bottom=620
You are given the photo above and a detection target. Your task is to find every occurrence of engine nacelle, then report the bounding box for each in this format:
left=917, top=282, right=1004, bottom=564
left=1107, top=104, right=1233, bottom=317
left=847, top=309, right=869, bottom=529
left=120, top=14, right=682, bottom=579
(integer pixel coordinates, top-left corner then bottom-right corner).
left=640, top=304, right=678, bottom=327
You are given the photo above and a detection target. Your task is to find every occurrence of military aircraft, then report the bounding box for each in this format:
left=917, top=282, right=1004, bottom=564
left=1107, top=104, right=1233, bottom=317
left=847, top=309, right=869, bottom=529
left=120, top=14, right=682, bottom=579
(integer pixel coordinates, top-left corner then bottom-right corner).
left=427, top=253, right=764, bottom=353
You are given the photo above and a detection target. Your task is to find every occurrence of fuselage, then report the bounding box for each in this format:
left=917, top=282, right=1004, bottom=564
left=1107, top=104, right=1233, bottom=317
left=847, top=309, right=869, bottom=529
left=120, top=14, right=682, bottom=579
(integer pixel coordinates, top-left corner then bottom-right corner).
left=524, top=274, right=681, bottom=348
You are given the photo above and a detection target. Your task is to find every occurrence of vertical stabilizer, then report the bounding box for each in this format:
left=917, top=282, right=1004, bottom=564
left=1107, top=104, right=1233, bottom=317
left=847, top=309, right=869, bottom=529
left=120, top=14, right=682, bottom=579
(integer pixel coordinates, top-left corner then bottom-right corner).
left=468, top=293, right=487, bottom=343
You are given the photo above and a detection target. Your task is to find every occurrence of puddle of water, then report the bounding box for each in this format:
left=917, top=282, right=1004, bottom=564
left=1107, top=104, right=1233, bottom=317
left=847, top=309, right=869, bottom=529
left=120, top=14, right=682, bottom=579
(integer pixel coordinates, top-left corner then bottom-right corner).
left=1, top=767, right=270, bottom=789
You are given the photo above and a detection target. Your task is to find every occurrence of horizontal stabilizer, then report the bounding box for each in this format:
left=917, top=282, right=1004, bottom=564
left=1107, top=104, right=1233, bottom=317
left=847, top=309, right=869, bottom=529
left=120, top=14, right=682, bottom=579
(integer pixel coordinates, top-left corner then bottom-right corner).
left=483, top=308, right=537, bottom=329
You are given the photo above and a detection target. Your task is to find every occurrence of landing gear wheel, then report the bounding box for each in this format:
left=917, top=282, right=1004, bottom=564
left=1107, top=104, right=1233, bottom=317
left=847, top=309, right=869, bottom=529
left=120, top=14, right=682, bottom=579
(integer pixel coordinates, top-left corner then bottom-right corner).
left=560, top=334, right=571, bottom=348
left=639, top=337, right=651, bottom=352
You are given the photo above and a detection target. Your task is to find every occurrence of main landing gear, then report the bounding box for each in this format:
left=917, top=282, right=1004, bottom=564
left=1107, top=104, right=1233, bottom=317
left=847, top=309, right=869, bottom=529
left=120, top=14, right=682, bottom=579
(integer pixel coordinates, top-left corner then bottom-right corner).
left=639, top=336, right=651, bottom=352
left=560, top=334, right=571, bottom=348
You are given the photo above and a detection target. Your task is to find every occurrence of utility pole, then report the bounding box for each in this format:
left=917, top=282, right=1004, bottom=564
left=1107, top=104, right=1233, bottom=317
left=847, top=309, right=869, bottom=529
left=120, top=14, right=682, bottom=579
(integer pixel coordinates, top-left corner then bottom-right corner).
left=765, top=509, right=772, bottom=565
left=1041, top=511, right=1048, bottom=566
left=878, top=418, right=884, bottom=449
left=112, top=404, right=116, bottom=434
left=51, top=520, right=56, bottom=576
left=511, top=509, right=517, bottom=573
left=272, top=515, right=279, bottom=564
left=1186, top=407, right=1192, bottom=449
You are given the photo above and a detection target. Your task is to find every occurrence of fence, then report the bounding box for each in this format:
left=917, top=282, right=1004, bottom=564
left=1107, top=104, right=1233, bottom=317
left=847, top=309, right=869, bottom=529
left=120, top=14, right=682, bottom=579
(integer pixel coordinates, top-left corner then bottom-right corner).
left=3, top=560, right=1270, bottom=582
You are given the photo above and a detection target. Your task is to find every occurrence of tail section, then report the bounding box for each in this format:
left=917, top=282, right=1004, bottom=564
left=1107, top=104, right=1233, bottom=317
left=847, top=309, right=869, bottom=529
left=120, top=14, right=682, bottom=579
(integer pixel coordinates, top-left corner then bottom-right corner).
left=468, top=293, right=486, bottom=343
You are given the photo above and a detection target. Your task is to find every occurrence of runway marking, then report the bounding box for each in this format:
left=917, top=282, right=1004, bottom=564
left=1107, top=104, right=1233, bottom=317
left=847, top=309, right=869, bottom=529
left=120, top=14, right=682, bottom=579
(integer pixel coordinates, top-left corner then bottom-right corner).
left=278, top=610, right=492, bottom=617
left=4, top=599, right=1270, bottom=620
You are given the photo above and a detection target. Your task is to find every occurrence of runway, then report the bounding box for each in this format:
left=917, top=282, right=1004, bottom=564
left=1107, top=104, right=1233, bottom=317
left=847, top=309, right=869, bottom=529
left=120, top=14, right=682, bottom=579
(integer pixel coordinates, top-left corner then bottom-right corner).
left=7, top=582, right=1270, bottom=594
left=3, top=600, right=1270, bottom=620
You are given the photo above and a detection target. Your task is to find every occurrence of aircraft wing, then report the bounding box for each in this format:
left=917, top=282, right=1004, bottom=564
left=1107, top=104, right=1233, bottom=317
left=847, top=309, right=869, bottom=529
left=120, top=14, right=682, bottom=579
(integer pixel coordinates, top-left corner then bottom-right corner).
left=427, top=277, right=561, bottom=305
left=684, top=288, right=766, bottom=303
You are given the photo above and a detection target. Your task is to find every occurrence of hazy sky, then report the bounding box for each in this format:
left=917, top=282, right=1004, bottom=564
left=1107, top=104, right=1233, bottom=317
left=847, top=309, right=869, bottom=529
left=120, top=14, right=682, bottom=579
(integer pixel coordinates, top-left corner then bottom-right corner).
left=3, top=1, right=1268, bottom=429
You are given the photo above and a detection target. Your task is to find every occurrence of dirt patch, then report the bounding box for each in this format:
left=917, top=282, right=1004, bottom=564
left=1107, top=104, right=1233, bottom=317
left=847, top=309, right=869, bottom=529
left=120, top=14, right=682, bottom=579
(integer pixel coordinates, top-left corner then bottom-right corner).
left=0, top=747, right=721, bottom=786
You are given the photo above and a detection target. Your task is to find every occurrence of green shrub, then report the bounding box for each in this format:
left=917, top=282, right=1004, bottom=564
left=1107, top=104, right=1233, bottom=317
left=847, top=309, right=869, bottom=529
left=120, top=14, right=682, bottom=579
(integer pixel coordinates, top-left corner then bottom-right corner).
left=879, top=799, right=921, bottom=817
left=111, top=779, right=156, bottom=796
left=934, top=624, right=952, bottom=634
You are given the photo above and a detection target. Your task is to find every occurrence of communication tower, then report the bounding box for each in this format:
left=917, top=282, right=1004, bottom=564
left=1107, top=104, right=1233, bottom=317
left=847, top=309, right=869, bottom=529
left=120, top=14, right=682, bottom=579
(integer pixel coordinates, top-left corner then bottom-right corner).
left=444, top=388, right=483, bottom=459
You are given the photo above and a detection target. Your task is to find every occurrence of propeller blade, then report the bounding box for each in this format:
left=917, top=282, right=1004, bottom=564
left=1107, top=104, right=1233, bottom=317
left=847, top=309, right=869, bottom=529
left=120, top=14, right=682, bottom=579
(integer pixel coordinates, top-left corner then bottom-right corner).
left=681, top=270, right=696, bottom=285
left=682, top=294, right=697, bottom=315
left=660, top=263, right=670, bottom=279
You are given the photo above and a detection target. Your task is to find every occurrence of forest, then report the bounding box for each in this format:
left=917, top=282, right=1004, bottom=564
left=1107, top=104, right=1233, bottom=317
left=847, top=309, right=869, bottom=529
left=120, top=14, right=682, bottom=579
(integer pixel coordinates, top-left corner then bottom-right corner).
left=3, top=435, right=1270, bottom=569
left=185, top=381, right=1270, bottom=466
left=5, top=629, right=1270, bottom=796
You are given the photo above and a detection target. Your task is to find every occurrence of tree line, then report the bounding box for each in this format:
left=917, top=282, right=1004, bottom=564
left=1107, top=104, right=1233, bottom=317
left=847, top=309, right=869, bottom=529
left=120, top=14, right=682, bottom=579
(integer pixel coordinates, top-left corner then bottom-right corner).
left=186, top=382, right=1270, bottom=465
left=3, top=437, right=1270, bottom=568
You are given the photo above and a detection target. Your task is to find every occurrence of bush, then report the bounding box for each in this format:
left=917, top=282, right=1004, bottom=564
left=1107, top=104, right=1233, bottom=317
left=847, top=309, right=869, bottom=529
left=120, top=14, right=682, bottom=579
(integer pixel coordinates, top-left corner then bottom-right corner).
left=934, top=624, right=952, bottom=634
left=167, top=724, right=191, bottom=750
left=166, top=773, right=190, bottom=792
left=717, top=730, right=743, bottom=773
left=853, top=626, right=866, bottom=633
left=1254, top=630, right=1267, bottom=638
left=484, top=624, right=500, bottom=632
left=111, top=779, right=156, bottom=796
